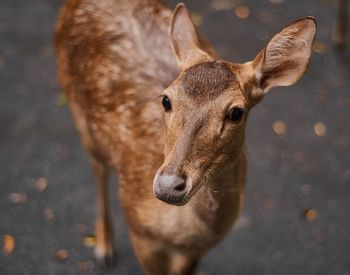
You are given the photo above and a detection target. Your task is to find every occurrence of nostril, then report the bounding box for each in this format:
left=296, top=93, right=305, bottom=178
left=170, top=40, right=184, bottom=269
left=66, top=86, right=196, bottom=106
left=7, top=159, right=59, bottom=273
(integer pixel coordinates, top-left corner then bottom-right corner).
left=154, top=173, right=191, bottom=204
left=174, top=182, right=186, bottom=192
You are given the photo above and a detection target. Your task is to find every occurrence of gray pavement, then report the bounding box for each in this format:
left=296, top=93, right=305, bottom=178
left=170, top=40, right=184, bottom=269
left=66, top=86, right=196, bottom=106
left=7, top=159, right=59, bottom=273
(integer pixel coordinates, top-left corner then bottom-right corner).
left=0, top=0, right=349, bottom=274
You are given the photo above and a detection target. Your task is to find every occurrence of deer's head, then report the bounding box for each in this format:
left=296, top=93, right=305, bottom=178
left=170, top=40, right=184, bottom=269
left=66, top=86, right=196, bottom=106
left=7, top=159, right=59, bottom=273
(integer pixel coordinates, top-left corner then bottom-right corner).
left=153, top=3, right=316, bottom=205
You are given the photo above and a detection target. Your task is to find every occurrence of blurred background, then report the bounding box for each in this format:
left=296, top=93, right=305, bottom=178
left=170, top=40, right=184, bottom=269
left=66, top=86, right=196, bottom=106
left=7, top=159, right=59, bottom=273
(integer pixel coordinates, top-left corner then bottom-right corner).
left=1, top=0, right=349, bottom=274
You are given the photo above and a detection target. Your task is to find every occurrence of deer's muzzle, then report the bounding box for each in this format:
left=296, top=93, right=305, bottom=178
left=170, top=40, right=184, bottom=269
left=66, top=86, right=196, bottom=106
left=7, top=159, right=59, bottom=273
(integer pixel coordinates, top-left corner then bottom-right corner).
left=153, top=173, right=192, bottom=206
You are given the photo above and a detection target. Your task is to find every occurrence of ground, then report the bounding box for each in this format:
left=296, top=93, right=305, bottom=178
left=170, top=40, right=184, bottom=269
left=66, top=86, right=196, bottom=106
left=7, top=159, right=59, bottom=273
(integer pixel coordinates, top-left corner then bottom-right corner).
left=1, top=0, right=350, bottom=274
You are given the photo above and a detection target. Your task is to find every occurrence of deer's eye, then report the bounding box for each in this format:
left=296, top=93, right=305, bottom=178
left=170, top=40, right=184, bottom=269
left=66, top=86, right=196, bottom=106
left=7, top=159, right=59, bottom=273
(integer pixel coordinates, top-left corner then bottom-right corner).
left=228, top=107, right=244, bottom=122
left=162, top=96, right=171, bottom=111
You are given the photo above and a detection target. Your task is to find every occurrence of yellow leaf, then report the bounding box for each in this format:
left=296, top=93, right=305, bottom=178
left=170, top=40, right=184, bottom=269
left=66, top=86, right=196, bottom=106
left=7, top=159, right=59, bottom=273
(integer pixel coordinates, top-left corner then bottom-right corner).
left=83, top=235, right=96, bottom=248
left=56, top=249, right=68, bottom=262
left=56, top=93, right=67, bottom=106
left=272, top=120, right=287, bottom=136
left=313, top=40, right=327, bottom=55
left=314, top=122, right=327, bottom=137
left=3, top=235, right=15, bottom=255
left=36, top=178, right=48, bottom=192
left=235, top=5, right=250, bottom=19
left=304, top=208, right=318, bottom=221
left=191, top=13, right=203, bottom=27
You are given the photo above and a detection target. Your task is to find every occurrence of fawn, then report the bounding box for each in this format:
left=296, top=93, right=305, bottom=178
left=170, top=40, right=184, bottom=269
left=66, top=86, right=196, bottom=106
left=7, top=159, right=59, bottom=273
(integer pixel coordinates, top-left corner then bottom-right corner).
left=55, top=0, right=316, bottom=274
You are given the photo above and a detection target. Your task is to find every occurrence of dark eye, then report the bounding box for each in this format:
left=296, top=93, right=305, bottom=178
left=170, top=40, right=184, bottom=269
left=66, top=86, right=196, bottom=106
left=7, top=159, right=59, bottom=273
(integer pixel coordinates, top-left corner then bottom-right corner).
left=228, top=107, right=244, bottom=122
left=162, top=95, right=171, bottom=111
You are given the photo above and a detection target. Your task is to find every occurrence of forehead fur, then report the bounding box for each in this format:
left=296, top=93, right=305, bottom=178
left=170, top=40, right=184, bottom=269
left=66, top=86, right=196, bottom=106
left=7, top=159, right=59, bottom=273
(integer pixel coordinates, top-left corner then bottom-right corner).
left=181, top=61, right=236, bottom=99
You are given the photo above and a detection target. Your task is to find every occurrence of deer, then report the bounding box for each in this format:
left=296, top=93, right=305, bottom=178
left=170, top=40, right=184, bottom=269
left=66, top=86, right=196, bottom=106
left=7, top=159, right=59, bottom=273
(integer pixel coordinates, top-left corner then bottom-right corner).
left=55, top=0, right=316, bottom=274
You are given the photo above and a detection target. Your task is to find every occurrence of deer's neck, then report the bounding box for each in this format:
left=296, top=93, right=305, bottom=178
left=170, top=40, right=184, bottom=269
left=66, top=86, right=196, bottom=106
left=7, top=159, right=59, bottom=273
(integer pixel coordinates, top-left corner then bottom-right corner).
left=188, top=151, right=246, bottom=236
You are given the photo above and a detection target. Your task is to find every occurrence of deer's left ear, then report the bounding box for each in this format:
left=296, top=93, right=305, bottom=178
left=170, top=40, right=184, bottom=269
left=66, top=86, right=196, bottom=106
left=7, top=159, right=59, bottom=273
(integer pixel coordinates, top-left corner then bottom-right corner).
left=170, top=3, right=211, bottom=71
left=252, top=17, right=316, bottom=94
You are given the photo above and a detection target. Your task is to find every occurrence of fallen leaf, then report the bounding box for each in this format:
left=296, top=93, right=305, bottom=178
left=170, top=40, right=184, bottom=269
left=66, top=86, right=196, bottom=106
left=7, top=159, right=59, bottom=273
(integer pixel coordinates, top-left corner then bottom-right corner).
left=272, top=120, right=287, bottom=136
left=210, top=0, right=234, bottom=11
left=304, top=208, right=318, bottom=221
left=56, top=249, right=68, bottom=262
left=191, top=13, right=203, bottom=27
left=314, top=122, right=327, bottom=137
left=56, top=93, right=67, bottom=106
left=3, top=235, right=15, bottom=255
left=83, top=235, right=96, bottom=248
left=9, top=193, right=27, bottom=204
left=36, top=178, right=48, bottom=192
left=301, top=184, right=312, bottom=196
left=234, top=215, right=252, bottom=230
left=313, top=40, right=327, bottom=55
left=234, top=5, right=250, bottom=19
left=43, top=209, right=54, bottom=222
left=77, top=260, right=95, bottom=272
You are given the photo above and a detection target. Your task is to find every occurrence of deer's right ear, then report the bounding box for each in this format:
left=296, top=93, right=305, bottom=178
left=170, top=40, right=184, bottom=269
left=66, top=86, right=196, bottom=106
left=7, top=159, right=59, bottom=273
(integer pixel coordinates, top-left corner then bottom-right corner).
left=170, top=3, right=210, bottom=71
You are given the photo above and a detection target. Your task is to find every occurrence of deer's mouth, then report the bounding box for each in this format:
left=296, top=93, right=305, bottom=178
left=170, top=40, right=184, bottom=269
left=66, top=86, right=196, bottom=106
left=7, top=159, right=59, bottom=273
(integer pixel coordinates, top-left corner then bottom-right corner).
left=155, top=192, right=190, bottom=206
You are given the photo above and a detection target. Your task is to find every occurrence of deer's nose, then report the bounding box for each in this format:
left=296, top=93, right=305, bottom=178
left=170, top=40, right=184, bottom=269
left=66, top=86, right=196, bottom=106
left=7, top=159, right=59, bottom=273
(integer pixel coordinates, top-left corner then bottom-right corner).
left=153, top=174, right=190, bottom=205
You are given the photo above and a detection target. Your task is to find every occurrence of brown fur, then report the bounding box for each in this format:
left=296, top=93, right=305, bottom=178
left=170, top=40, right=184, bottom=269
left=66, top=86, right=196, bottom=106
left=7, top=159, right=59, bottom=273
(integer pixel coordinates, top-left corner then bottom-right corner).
left=55, top=0, right=316, bottom=274
left=181, top=61, right=236, bottom=99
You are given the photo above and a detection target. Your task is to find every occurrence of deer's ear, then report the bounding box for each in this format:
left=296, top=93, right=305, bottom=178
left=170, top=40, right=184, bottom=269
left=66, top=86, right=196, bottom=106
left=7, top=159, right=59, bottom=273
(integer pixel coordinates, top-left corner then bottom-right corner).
left=252, top=17, right=316, bottom=93
left=170, top=3, right=210, bottom=71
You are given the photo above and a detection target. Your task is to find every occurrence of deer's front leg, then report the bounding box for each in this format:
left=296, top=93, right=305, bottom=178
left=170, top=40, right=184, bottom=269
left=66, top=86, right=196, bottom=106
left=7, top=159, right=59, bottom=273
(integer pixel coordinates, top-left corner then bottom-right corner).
left=91, top=157, right=115, bottom=267
left=130, top=232, right=171, bottom=275
left=170, top=252, right=199, bottom=275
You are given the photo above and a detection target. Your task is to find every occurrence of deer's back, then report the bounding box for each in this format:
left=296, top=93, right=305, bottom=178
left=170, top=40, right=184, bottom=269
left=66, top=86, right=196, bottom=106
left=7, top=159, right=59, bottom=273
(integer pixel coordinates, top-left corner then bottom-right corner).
left=55, top=0, right=178, bottom=166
